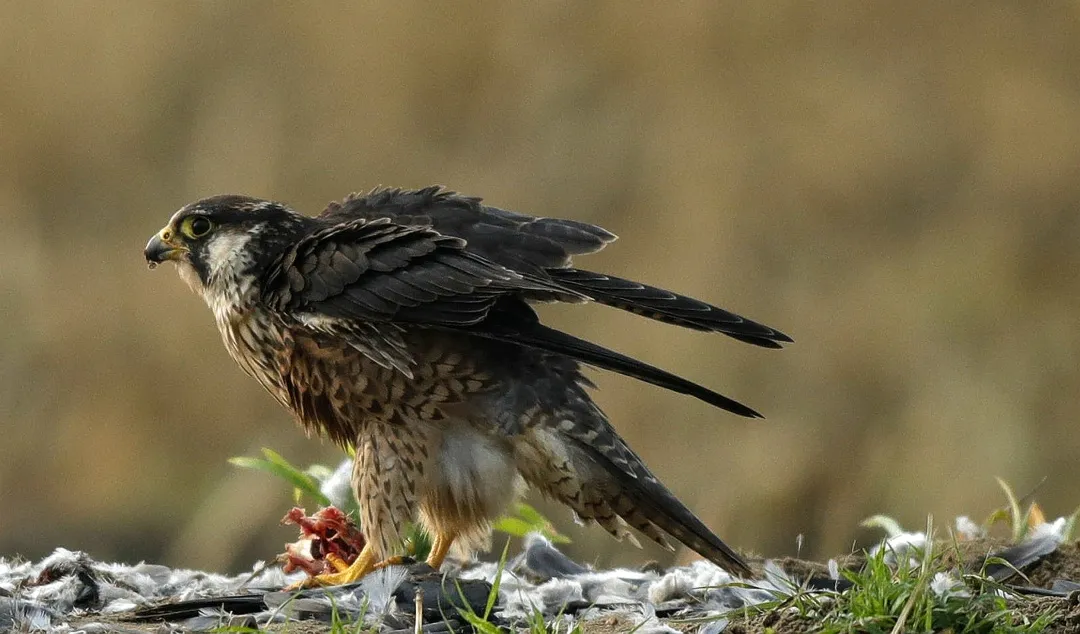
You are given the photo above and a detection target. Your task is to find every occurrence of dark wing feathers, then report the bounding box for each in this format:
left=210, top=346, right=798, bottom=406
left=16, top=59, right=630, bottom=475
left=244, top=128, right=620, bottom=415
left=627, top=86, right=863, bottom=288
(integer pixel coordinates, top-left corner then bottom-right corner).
left=264, top=216, right=562, bottom=328
left=546, top=268, right=793, bottom=348
left=469, top=300, right=763, bottom=418
left=318, top=187, right=791, bottom=346
left=320, top=186, right=616, bottom=273
left=264, top=187, right=787, bottom=416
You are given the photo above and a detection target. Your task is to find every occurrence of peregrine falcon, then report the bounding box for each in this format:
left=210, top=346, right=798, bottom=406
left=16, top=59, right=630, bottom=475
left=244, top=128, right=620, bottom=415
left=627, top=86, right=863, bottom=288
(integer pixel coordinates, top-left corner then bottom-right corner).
left=144, top=187, right=790, bottom=583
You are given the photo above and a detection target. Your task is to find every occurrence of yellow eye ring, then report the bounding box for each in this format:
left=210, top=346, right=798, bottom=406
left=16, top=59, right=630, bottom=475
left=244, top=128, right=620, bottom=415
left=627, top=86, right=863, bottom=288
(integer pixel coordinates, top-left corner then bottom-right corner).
left=182, top=216, right=213, bottom=238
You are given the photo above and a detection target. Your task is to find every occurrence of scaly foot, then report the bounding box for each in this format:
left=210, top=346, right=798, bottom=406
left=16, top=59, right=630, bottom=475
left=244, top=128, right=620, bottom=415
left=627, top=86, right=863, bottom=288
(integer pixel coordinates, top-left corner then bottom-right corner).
left=288, top=546, right=410, bottom=589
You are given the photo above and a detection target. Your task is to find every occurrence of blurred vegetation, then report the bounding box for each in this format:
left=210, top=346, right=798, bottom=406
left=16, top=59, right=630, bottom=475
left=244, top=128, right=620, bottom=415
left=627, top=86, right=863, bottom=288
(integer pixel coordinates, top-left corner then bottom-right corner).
left=2, top=2, right=1080, bottom=573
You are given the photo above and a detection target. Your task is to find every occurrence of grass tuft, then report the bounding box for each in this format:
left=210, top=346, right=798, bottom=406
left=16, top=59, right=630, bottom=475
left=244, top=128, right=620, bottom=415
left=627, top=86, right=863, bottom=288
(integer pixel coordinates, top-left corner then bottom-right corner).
left=777, top=518, right=1057, bottom=634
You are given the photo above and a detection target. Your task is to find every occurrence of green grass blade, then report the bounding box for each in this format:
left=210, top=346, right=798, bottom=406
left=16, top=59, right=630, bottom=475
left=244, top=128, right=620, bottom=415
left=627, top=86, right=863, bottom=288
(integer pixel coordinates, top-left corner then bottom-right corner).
left=995, top=477, right=1026, bottom=542
left=484, top=538, right=512, bottom=621
left=229, top=452, right=332, bottom=506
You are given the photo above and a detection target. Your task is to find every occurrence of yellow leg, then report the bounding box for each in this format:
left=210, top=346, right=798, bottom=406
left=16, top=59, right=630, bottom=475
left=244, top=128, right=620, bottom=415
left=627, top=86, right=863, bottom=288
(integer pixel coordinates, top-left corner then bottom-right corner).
left=289, top=543, right=410, bottom=588
left=324, top=553, right=350, bottom=573
left=426, top=531, right=458, bottom=570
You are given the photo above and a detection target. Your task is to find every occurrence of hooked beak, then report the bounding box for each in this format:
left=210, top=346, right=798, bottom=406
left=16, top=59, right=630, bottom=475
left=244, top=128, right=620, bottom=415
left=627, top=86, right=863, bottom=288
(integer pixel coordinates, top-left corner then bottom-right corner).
left=144, top=229, right=186, bottom=267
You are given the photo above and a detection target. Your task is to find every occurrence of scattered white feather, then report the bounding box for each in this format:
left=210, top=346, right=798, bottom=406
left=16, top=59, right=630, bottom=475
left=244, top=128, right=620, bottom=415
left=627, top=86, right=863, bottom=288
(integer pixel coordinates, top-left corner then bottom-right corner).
left=930, top=571, right=969, bottom=599
left=954, top=516, right=985, bottom=540
left=0, top=517, right=1066, bottom=632
left=1028, top=516, right=1068, bottom=544
left=361, top=565, right=410, bottom=617
left=870, top=531, right=927, bottom=566
left=320, top=457, right=355, bottom=508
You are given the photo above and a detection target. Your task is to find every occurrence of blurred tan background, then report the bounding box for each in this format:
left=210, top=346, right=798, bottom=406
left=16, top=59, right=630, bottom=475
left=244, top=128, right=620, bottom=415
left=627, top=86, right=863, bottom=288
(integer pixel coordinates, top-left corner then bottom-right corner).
left=3, top=2, right=1080, bottom=572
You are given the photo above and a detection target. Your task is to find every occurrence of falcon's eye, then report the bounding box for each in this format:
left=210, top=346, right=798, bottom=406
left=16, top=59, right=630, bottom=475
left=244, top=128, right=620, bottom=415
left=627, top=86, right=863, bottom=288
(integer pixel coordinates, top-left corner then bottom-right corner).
left=182, top=216, right=213, bottom=238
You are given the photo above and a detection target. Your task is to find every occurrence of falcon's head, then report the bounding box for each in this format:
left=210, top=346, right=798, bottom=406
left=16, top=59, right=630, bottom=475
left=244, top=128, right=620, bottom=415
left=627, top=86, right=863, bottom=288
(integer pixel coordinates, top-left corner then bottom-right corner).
left=145, top=195, right=308, bottom=300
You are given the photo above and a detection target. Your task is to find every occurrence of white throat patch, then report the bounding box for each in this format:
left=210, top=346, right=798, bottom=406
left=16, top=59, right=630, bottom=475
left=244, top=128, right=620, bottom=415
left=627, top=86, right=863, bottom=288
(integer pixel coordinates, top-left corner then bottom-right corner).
left=205, top=231, right=256, bottom=279
left=196, top=230, right=261, bottom=325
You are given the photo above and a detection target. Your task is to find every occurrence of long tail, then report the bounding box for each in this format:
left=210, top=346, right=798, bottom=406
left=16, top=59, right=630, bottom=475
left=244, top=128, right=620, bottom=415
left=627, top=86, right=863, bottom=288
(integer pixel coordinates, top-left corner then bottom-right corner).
left=466, top=302, right=762, bottom=417
left=568, top=428, right=752, bottom=575
left=547, top=268, right=792, bottom=348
